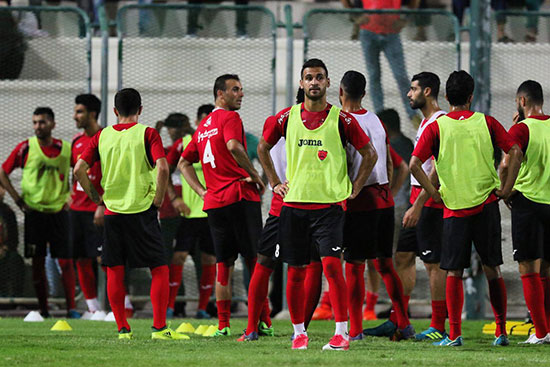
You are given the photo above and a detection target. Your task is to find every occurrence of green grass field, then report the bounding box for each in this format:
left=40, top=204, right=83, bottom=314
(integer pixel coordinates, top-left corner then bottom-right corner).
left=1, top=318, right=549, bottom=366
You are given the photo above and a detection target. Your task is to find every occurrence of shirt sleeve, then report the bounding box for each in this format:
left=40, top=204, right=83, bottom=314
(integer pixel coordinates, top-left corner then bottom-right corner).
left=339, top=111, right=371, bottom=150
left=166, top=138, right=183, bottom=166
left=389, top=145, right=403, bottom=166
left=1, top=141, right=27, bottom=174
left=223, top=112, right=245, bottom=144
left=508, top=123, right=529, bottom=152
left=181, top=135, right=200, bottom=163
left=486, top=115, right=516, bottom=153
left=145, top=127, right=166, bottom=163
left=412, top=121, right=439, bottom=162
left=80, top=132, right=101, bottom=166
left=263, top=110, right=288, bottom=146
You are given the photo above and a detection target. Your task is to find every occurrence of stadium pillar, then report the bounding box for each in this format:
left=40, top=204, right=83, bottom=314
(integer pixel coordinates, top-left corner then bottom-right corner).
left=469, top=0, right=492, bottom=113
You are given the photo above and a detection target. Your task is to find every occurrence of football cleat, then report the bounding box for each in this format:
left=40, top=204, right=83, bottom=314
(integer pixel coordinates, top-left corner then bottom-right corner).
left=151, top=327, right=190, bottom=340
left=519, top=333, right=550, bottom=344
left=195, top=310, right=211, bottom=319
left=390, top=324, right=416, bottom=341
left=212, top=327, right=231, bottom=337
left=292, top=334, right=309, bottom=350
left=433, top=336, right=463, bottom=346
left=118, top=327, right=133, bottom=340
left=237, top=331, right=259, bottom=342
left=322, top=334, right=350, bottom=351
left=312, top=304, right=333, bottom=320
left=67, top=309, right=82, bottom=319
left=363, top=320, right=396, bottom=337
left=350, top=333, right=364, bottom=341
left=493, top=334, right=509, bottom=346
left=258, top=321, right=274, bottom=336
left=415, top=327, right=447, bottom=341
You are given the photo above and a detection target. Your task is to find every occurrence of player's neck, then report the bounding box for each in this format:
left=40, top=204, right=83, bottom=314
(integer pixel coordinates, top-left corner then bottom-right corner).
left=421, top=99, right=442, bottom=121
left=304, top=98, right=327, bottom=112
left=449, top=104, right=470, bottom=113
left=84, top=121, right=101, bottom=137
left=340, top=100, right=362, bottom=113
left=525, top=105, right=544, bottom=118
left=117, top=115, right=139, bottom=124
left=37, top=136, right=53, bottom=146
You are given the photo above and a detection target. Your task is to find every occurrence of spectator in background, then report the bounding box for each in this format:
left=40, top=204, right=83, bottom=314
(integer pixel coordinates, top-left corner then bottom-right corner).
left=342, top=0, right=420, bottom=126
left=187, top=1, right=249, bottom=37
left=0, top=2, right=25, bottom=80
left=0, top=185, right=24, bottom=297
left=452, top=0, right=514, bottom=42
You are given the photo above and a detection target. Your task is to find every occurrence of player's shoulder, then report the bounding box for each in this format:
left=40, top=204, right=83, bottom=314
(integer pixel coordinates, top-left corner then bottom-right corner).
left=338, top=108, right=359, bottom=126
left=71, top=131, right=86, bottom=146
left=275, top=106, right=293, bottom=125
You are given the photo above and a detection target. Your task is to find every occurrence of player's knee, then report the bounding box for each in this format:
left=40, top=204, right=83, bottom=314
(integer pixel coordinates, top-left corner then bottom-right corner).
left=171, top=251, right=187, bottom=265
left=257, top=254, right=275, bottom=269
left=374, top=257, right=393, bottom=274
left=321, top=256, right=342, bottom=279
left=287, top=266, right=306, bottom=282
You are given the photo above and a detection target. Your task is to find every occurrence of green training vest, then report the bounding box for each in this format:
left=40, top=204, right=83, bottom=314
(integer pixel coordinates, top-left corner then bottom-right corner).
left=99, top=124, right=155, bottom=214
left=435, top=112, right=500, bottom=210
left=514, top=117, right=550, bottom=204
left=180, top=134, right=207, bottom=218
left=284, top=104, right=352, bottom=203
left=21, top=137, right=70, bottom=212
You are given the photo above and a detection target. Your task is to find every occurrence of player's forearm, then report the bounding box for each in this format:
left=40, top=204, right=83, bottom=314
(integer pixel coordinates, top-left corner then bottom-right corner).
left=412, top=166, right=437, bottom=208
left=410, top=156, right=437, bottom=197
left=498, top=153, right=510, bottom=187
left=154, top=158, right=169, bottom=206
left=179, top=158, right=206, bottom=196
left=228, top=140, right=261, bottom=181
left=74, top=159, right=102, bottom=205
left=391, top=161, right=408, bottom=196
left=500, top=145, right=523, bottom=194
left=353, top=143, right=378, bottom=190
left=257, top=139, right=281, bottom=187
left=0, top=168, right=21, bottom=203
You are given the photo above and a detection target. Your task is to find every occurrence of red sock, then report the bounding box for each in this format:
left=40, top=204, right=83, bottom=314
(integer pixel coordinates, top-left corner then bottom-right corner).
left=31, top=257, right=48, bottom=314
left=217, top=300, right=231, bottom=329
left=168, top=264, right=183, bottom=309
left=320, top=290, right=331, bottom=308
left=541, top=276, right=550, bottom=330
left=374, top=258, right=409, bottom=328
left=245, top=263, right=273, bottom=334
left=198, top=264, right=216, bottom=311
left=77, top=258, right=97, bottom=300
left=107, top=265, right=130, bottom=331
left=365, top=291, right=378, bottom=312
left=150, top=265, right=169, bottom=329
left=58, top=259, right=76, bottom=311
left=287, top=266, right=306, bottom=325
left=488, top=277, right=507, bottom=337
left=322, top=257, right=348, bottom=322
left=521, top=273, right=548, bottom=338
left=430, top=300, right=447, bottom=331
left=345, top=262, right=365, bottom=337
left=259, top=297, right=272, bottom=327
left=446, top=276, right=463, bottom=340
left=304, top=261, right=323, bottom=328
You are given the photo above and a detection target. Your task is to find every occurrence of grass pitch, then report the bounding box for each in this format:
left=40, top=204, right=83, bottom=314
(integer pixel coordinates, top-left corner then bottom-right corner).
left=1, top=318, right=549, bottom=367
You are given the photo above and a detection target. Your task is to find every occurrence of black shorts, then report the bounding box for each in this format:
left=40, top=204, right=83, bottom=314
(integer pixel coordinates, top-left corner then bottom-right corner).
left=70, top=210, right=103, bottom=259
left=175, top=217, right=215, bottom=256
left=343, top=207, right=394, bottom=262
left=24, top=209, right=70, bottom=258
left=102, top=205, right=167, bottom=268
left=396, top=206, right=443, bottom=263
left=510, top=192, right=550, bottom=262
left=440, top=201, right=503, bottom=270
left=279, top=205, right=344, bottom=266
left=258, top=214, right=280, bottom=259
left=206, top=200, right=262, bottom=263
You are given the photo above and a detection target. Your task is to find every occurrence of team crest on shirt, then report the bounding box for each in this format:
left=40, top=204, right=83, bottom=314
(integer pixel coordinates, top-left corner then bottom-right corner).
left=318, top=150, right=328, bottom=161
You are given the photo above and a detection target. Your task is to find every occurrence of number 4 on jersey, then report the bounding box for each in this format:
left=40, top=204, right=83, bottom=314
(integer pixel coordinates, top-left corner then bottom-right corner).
left=203, top=139, right=216, bottom=168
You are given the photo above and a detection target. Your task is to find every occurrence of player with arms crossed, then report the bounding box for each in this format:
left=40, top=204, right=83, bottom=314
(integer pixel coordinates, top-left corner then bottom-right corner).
left=179, top=74, right=267, bottom=337
left=75, top=88, right=187, bottom=340
left=258, top=59, right=377, bottom=350
left=410, top=71, right=522, bottom=347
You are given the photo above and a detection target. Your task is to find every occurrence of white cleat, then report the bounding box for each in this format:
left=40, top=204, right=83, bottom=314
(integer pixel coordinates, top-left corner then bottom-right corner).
left=519, top=333, right=550, bottom=344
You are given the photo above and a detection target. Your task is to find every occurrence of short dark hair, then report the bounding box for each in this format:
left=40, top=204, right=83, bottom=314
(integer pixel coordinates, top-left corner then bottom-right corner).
left=213, top=74, right=240, bottom=100
left=164, top=113, right=189, bottom=128
left=75, top=94, right=101, bottom=118
left=197, top=104, right=215, bottom=119
left=114, top=88, right=141, bottom=117
left=517, top=80, right=543, bottom=105
left=33, top=107, right=54, bottom=121
left=377, top=108, right=401, bottom=132
left=412, top=72, right=440, bottom=98
left=446, top=70, right=474, bottom=106
left=296, top=88, right=305, bottom=104
left=340, top=70, right=366, bottom=101
left=300, top=58, right=328, bottom=79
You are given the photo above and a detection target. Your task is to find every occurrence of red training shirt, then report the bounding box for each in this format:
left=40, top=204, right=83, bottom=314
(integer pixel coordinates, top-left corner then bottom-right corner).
left=2, top=138, right=64, bottom=174
left=70, top=131, right=104, bottom=212
left=180, top=108, right=260, bottom=211
left=508, top=115, right=550, bottom=153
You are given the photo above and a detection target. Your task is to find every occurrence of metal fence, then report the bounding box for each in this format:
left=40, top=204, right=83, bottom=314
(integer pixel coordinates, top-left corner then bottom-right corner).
left=0, top=6, right=91, bottom=301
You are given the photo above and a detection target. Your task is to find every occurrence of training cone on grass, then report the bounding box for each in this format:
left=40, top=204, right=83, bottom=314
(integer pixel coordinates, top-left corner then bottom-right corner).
left=81, top=311, right=93, bottom=320
left=24, top=311, right=44, bottom=322
left=203, top=325, right=218, bottom=337
left=176, top=322, right=195, bottom=334
left=104, top=312, right=116, bottom=322
left=51, top=320, right=72, bottom=331
left=194, top=325, right=208, bottom=335
left=91, top=311, right=107, bottom=321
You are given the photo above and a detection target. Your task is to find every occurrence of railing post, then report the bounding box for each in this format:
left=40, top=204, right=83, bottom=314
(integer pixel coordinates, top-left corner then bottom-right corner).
left=284, top=4, right=294, bottom=108
left=470, top=0, right=492, bottom=114
left=98, top=4, right=109, bottom=128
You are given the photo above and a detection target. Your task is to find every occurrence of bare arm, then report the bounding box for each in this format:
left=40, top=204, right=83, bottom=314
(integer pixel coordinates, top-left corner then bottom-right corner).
left=168, top=162, right=190, bottom=216
left=0, top=167, right=28, bottom=211
left=257, top=137, right=288, bottom=198
left=391, top=160, right=408, bottom=197
left=153, top=157, right=169, bottom=208
left=178, top=157, right=207, bottom=199
left=409, top=155, right=441, bottom=203
left=402, top=165, right=438, bottom=228
left=496, top=145, right=523, bottom=200
left=386, top=145, right=393, bottom=188
left=227, top=138, right=265, bottom=195
left=350, top=142, right=378, bottom=200
left=74, top=159, right=102, bottom=205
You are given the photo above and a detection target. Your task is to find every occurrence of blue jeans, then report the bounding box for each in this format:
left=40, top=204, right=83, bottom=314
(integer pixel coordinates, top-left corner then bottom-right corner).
left=360, top=29, right=415, bottom=119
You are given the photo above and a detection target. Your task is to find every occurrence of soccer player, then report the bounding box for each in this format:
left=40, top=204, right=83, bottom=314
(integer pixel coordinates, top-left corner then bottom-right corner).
left=165, top=107, right=217, bottom=320
left=339, top=70, right=414, bottom=341
left=179, top=75, right=266, bottom=336
left=75, top=88, right=187, bottom=340
left=410, top=70, right=522, bottom=346
left=502, top=80, right=550, bottom=344
left=70, top=94, right=105, bottom=316
left=0, top=107, right=78, bottom=318
left=258, top=59, right=377, bottom=350
left=394, top=72, right=448, bottom=341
